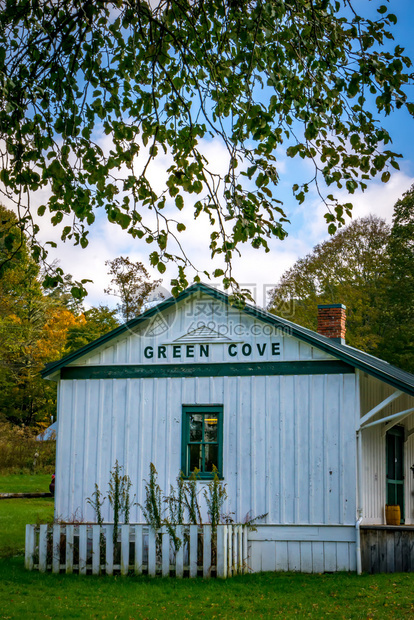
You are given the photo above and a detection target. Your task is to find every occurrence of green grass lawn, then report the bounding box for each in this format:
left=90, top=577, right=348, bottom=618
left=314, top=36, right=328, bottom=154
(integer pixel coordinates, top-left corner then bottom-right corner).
left=1, top=474, right=414, bottom=619
left=0, top=472, right=54, bottom=558
left=0, top=473, right=52, bottom=493
left=0, top=497, right=54, bottom=558
left=1, top=558, right=414, bottom=619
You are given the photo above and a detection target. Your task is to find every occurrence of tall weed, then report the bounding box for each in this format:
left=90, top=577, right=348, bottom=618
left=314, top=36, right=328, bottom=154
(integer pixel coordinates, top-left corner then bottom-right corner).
left=203, top=466, right=227, bottom=532
left=107, top=460, right=135, bottom=544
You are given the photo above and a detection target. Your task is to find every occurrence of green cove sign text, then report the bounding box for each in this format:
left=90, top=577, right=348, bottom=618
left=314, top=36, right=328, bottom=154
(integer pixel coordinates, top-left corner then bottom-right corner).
left=143, top=342, right=281, bottom=360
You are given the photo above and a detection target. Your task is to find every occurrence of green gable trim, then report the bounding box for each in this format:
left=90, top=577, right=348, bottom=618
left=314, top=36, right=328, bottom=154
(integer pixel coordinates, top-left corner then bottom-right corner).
left=42, top=282, right=414, bottom=398
left=61, top=360, right=354, bottom=380
left=41, top=289, right=197, bottom=379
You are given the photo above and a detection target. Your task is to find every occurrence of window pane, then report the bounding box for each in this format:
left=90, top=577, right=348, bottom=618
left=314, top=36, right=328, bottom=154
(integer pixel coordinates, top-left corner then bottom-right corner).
left=388, top=484, right=397, bottom=505
left=189, top=444, right=202, bottom=472
left=395, top=436, right=403, bottom=480
left=189, top=414, right=203, bottom=442
left=204, top=444, right=218, bottom=472
left=204, top=417, right=218, bottom=442
left=387, top=434, right=396, bottom=480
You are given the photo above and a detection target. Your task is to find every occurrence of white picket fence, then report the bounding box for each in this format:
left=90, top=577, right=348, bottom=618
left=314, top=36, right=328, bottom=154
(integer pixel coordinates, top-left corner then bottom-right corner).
left=25, top=523, right=249, bottom=577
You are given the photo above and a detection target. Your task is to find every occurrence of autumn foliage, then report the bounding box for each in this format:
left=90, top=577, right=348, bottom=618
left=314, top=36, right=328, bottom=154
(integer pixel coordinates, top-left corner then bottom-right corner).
left=268, top=199, right=414, bottom=372
left=0, top=206, right=85, bottom=425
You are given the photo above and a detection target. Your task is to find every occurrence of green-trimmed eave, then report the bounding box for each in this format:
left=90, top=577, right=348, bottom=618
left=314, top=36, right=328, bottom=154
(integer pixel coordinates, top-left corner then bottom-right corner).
left=241, top=296, right=414, bottom=398
left=41, top=285, right=205, bottom=380
left=61, top=360, right=354, bottom=380
left=41, top=282, right=414, bottom=398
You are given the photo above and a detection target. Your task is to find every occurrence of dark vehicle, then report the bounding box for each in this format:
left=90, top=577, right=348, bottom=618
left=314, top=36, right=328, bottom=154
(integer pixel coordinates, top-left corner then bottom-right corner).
left=49, top=473, right=55, bottom=496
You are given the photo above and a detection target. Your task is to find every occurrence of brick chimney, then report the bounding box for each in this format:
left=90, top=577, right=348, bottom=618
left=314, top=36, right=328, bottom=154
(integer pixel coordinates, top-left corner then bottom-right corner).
left=317, top=304, right=346, bottom=344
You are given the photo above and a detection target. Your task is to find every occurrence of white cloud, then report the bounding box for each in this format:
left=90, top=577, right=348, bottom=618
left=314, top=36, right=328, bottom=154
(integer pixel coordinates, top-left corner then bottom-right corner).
left=225, top=170, right=414, bottom=307
left=303, top=170, right=414, bottom=242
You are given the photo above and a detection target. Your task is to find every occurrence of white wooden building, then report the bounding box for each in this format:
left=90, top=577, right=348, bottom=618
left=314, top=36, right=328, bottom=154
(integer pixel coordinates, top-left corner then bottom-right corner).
left=42, top=283, right=414, bottom=573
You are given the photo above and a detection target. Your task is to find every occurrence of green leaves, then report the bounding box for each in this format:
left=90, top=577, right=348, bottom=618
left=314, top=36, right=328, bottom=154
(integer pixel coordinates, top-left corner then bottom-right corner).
left=104, top=256, right=161, bottom=321
left=268, top=215, right=393, bottom=357
left=0, top=0, right=411, bottom=297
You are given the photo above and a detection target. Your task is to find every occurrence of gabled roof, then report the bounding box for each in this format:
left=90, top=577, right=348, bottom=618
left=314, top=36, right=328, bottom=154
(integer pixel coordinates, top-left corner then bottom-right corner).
left=42, top=282, right=414, bottom=397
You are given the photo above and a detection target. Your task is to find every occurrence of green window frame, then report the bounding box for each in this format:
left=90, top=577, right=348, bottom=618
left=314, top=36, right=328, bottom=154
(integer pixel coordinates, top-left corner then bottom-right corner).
left=181, top=405, right=223, bottom=479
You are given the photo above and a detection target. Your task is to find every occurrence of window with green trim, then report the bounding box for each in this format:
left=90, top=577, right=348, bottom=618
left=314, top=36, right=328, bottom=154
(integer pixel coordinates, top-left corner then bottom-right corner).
left=181, top=405, right=223, bottom=479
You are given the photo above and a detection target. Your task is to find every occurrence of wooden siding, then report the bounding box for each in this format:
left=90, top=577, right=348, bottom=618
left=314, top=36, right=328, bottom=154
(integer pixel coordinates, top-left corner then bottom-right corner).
left=359, top=373, right=414, bottom=419
left=249, top=525, right=356, bottom=572
left=68, top=295, right=336, bottom=367
left=55, top=373, right=357, bottom=526
left=361, top=526, right=414, bottom=573
left=362, top=423, right=414, bottom=524
left=52, top=292, right=364, bottom=572
left=360, top=424, right=386, bottom=524
left=359, top=372, right=414, bottom=525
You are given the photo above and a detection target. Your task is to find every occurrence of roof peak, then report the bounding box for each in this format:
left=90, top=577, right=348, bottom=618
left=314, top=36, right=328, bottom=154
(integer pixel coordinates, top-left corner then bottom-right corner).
left=41, top=282, right=414, bottom=397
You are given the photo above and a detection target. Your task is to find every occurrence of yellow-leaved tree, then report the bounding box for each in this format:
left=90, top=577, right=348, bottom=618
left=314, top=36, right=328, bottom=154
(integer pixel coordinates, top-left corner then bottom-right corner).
left=0, top=206, right=82, bottom=426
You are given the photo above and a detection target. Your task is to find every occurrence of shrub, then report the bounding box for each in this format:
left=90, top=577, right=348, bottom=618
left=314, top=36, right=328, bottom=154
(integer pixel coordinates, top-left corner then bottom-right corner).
left=0, top=422, right=55, bottom=473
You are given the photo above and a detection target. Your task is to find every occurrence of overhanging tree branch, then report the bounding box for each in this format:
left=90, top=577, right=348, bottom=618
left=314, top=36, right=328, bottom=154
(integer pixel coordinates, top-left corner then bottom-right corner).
left=0, top=0, right=412, bottom=299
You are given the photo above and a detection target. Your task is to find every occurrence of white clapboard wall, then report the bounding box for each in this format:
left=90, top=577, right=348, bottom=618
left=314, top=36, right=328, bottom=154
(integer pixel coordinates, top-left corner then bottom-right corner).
left=53, top=292, right=359, bottom=572
left=359, top=372, right=414, bottom=525
left=56, top=373, right=357, bottom=526
left=70, top=295, right=336, bottom=366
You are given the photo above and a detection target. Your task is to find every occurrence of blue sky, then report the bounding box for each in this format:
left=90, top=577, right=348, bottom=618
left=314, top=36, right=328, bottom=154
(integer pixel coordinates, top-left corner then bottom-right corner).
left=34, top=0, right=414, bottom=309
